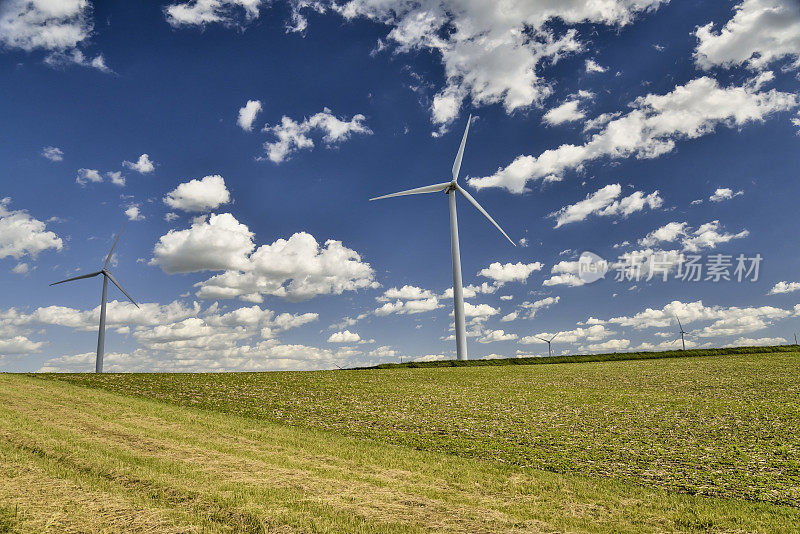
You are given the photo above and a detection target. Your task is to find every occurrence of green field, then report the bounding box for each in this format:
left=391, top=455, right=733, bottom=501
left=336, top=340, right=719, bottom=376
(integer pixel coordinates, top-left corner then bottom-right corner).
left=2, top=349, right=800, bottom=531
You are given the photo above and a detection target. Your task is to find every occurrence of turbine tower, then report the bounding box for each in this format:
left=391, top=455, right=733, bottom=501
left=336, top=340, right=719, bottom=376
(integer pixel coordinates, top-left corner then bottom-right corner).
left=676, top=315, right=688, bottom=350
left=50, top=226, right=139, bottom=373
left=535, top=332, right=560, bottom=357
left=370, top=115, right=515, bottom=360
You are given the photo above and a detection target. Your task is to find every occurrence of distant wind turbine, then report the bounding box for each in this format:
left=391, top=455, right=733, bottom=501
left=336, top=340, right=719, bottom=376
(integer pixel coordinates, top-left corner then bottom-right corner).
left=50, top=225, right=139, bottom=373
left=370, top=115, right=515, bottom=361
left=535, top=332, right=560, bottom=357
left=675, top=315, right=688, bottom=350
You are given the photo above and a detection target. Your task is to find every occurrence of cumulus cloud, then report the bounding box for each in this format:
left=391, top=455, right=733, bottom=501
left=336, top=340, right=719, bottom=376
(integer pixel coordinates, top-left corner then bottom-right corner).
left=585, top=58, right=608, bottom=73
left=724, top=336, right=788, bottom=347
left=328, top=330, right=360, bottom=343
left=122, top=154, right=155, bottom=174
left=550, top=183, right=662, bottom=227
left=41, top=146, right=63, bottom=161
left=0, top=335, right=45, bottom=354
left=0, top=0, right=107, bottom=71
left=0, top=198, right=62, bottom=260
left=542, top=260, right=585, bottom=287
left=7, top=299, right=335, bottom=372
left=478, top=261, right=543, bottom=285
left=543, top=91, right=594, bottom=126
left=709, top=187, right=743, bottom=202
left=639, top=220, right=749, bottom=252
left=261, top=108, right=371, bottom=163
left=768, top=281, right=800, bottom=294
left=314, top=0, right=666, bottom=129
left=520, top=324, right=612, bottom=344
left=151, top=213, right=376, bottom=302
left=125, top=204, right=144, bottom=221
left=590, top=299, right=795, bottom=338
left=694, top=0, right=800, bottom=71
left=107, top=171, right=126, bottom=186
left=237, top=99, right=262, bottom=131
left=164, top=0, right=262, bottom=28
left=164, top=175, right=231, bottom=212
left=75, top=168, right=102, bottom=185
left=469, top=77, right=797, bottom=193
left=477, top=329, right=517, bottom=343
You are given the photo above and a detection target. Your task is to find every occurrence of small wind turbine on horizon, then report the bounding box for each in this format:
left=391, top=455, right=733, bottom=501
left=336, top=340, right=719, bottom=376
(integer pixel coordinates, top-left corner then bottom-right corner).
left=370, top=115, right=515, bottom=361
left=535, top=332, right=560, bottom=358
left=676, top=315, right=689, bottom=350
left=50, top=225, right=139, bottom=373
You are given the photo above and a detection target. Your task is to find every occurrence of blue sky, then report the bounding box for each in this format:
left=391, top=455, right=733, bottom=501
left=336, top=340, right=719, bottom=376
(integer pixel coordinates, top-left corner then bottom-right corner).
left=2, top=0, right=800, bottom=371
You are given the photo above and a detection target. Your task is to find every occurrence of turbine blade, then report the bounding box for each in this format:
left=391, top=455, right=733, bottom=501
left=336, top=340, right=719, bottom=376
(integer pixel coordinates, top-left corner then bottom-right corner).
left=676, top=315, right=683, bottom=331
left=534, top=336, right=549, bottom=343
left=104, top=224, right=126, bottom=269
left=550, top=332, right=560, bottom=342
left=370, top=182, right=451, bottom=201
left=104, top=271, right=139, bottom=308
left=452, top=114, right=472, bottom=181
left=50, top=271, right=102, bottom=286
left=455, top=184, right=516, bottom=246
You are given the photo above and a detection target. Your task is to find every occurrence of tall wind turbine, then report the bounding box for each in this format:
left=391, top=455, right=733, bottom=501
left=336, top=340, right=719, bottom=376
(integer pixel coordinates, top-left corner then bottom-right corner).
left=370, top=115, right=515, bottom=360
left=535, top=332, right=560, bottom=358
left=676, top=315, right=688, bottom=350
left=50, top=226, right=139, bottom=373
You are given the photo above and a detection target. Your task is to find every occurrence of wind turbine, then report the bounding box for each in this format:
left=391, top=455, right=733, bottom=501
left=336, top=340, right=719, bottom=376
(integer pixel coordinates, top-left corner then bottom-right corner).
left=535, top=332, right=560, bottom=357
left=676, top=315, right=688, bottom=350
left=50, top=226, right=139, bottom=373
left=370, top=115, right=515, bottom=361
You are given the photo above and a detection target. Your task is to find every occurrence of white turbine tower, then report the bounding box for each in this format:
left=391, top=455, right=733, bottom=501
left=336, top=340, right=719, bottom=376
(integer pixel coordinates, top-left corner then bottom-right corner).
left=50, top=226, right=139, bottom=373
left=370, top=115, right=515, bottom=361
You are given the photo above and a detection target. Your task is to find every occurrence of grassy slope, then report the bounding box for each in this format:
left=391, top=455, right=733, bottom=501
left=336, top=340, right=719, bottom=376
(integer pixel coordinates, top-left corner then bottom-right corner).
left=2, top=375, right=800, bottom=533
left=40, top=351, right=800, bottom=507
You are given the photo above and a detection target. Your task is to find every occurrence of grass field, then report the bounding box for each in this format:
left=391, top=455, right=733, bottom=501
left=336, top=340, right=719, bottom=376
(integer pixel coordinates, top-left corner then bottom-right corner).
left=2, top=349, right=799, bottom=531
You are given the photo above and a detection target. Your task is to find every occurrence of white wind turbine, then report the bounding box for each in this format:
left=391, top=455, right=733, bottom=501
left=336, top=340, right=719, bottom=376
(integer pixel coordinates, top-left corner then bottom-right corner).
left=370, top=115, right=515, bottom=361
left=535, top=332, right=560, bottom=358
left=50, top=226, right=139, bottom=373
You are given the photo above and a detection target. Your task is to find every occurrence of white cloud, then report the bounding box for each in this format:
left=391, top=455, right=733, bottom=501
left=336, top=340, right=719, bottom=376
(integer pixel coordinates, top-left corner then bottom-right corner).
left=164, top=0, right=262, bottom=28
left=585, top=58, right=608, bottom=73
left=75, top=168, right=102, bottom=185
left=122, top=154, right=155, bottom=174
left=237, top=99, right=262, bottom=131
left=43, top=48, right=110, bottom=72
left=378, top=285, right=435, bottom=301
left=724, top=336, right=788, bottom=347
left=694, top=0, right=800, bottom=71
left=0, top=335, right=44, bottom=354
left=550, top=183, right=662, bottom=227
left=321, top=0, right=666, bottom=129
left=592, top=299, right=794, bottom=338
left=107, top=171, right=126, bottom=187
left=478, top=261, right=543, bottom=284
left=469, top=77, right=797, bottom=193
left=41, top=146, right=63, bottom=161
left=328, top=330, right=361, bottom=343
left=768, top=281, right=800, bottom=294
left=13, top=299, right=338, bottom=372
left=638, top=220, right=748, bottom=252
left=12, top=262, right=29, bottom=274
left=543, top=99, right=585, bottom=126
left=0, top=198, right=62, bottom=260
left=375, top=297, right=441, bottom=316
left=125, top=204, right=144, bottom=222
left=152, top=214, right=376, bottom=302
left=520, top=324, right=612, bottom=344
left=709, top=187, right=743, bottom=202
left=463, top=302, right=499, bottom=319
left=164, top=175, right=231, bottom=212
left=585, top=338, right=630, bottom=352
left=542, top=260, right=585, bottom=287
left=477, top=329, right=518, bottom=343
left=0, top=0, right=91, bottom=51
left=150, top=213, right=255, bottom=274
left=261, top=108, right=371, bottom=163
